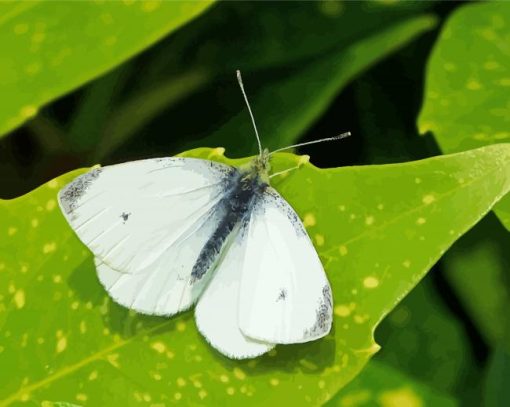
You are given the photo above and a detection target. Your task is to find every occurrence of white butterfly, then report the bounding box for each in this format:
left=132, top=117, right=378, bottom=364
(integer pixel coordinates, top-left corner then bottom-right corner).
left=58, top=71, right=349, bottom=359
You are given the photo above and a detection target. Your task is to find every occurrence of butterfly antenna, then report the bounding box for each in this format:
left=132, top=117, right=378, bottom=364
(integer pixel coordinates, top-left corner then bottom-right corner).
left=236, top=70, right=263, bottom=157
left=270, top=131, right=352, bottom=155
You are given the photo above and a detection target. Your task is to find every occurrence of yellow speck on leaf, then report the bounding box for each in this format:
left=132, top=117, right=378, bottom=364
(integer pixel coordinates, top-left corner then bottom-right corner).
left=339, top=390, right=372, bottom=407
left=208, top=147, right=225, bottom=158
left=107, top=353, right=120, bottom=368
left=46, top=199, right=56, bottom=211
left=416, top=217, right=426, bottom=225
left=47, top=179, right=59, bottom=189
left=142, top=0, right=161, bottom=12
left=14, top=23, right=29, bottom=35
left=270, top=378, right=280, bottom=386
left=354, top=314, right=369, bottom=324
left=43, top=242, right=57, bottom=254
left=20, top=105, right=38, bottom=119
left=339, top=245, right=348, bottom=256
left=378, top=387, right=423, bottom=407
left=76, top=393, right=88, bottom=402
left=466, top=80, right=482, bottom=90
left=334, top=305, right=351, bottom=317
left=56, top=336, right=67, bottom=353
left=422, top=194, right=435, bottom=205
left=315, top=234, right=325, bottom=246
left=151, top=341, right=166, bottom=353
left=363, top=276, right=379, bottom=289
left=234, top=367, right=246, bottom=380
left=14, top=290, right=25, bottom=309
left=365, top=216, right=375, bottom=226
left=303, top=213, right=316, bottom=227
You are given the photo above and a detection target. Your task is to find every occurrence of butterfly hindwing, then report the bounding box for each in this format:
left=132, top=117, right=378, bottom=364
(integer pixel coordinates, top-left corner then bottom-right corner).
left=195, top=225, right=274, bottom=359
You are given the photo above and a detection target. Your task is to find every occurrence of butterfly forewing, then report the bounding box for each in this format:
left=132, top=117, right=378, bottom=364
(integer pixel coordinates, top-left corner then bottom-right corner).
left=238, top=188, right=333, bottom=344
left=59, top=157, right=239, bottom=315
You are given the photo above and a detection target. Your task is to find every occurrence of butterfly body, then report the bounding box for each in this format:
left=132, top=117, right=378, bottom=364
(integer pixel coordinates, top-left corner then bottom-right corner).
left=191, top=159, right=268, bottom=283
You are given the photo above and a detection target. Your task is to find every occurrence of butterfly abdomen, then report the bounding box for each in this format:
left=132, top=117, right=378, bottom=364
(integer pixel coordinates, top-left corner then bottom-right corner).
left=190, top=174, right=267, bottom=283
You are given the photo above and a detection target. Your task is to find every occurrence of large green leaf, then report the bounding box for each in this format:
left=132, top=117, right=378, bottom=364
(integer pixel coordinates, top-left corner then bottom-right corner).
left=442, top=213, right=510, bottom=348
left=418, top=2, right=510, bottom=230
left=482, top=348, right=510, bottom=407
left=0, top=0, right=214, bottom=138
left=327, top=360, right=456, bottom=407
left=2, top=144, right=510, bottom=405
left=375, top=278, right=480, bottom=398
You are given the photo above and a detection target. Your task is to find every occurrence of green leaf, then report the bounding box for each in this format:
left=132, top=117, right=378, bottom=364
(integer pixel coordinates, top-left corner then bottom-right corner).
left=94, top=69, right=210, bottom=161
left=187, top=15, right=437, bottom=156
left=2, top=144, right=510, bottom=405
left=0, top=0, right=214, bottom=138
left=442, top=213, right=510, bottom=348
left=482, top=348, right=510, bottom=407
left=375, top=277, right=480, bottom=397
left=326, top=360, right=457, bottom=407
left=418, top=2, right=510, bottom=230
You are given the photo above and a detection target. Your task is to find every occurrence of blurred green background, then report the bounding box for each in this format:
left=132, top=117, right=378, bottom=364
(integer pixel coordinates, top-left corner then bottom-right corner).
left=1, top=1, right=510, bottom=406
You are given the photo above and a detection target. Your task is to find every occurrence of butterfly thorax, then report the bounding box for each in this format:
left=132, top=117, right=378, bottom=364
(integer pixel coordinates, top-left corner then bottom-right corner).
left=239, top=148, right=271, bottom=186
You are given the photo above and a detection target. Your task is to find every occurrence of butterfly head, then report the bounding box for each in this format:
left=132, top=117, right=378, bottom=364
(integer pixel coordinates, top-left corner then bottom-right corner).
left=240, top=148, right=271, bottom=184
left=235, top=70, right=350, bottom=183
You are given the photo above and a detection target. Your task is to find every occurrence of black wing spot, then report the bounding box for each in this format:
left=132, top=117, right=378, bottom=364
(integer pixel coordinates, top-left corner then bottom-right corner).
left=276, top=289, right=287, bottom=302
left=120, top=212, right=131, bottom=223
